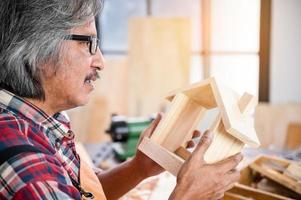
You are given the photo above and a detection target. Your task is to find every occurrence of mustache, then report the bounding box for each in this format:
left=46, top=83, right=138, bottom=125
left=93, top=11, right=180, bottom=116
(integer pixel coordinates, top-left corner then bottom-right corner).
left=93, top=71, right=100, bottom=79
left=85, top=70, right=100, bottom=81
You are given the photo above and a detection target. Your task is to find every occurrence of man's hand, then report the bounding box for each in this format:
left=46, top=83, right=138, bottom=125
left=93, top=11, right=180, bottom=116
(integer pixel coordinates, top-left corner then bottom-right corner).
left=132, top=113, right=200, bottom=178
left=132, top=113, right=164, bottom=178
left=169, top=131, right=242, bottom=200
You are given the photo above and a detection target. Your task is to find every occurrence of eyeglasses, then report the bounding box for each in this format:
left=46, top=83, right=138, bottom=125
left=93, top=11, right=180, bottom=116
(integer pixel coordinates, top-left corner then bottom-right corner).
left=64, top=34, right=99, bottom=55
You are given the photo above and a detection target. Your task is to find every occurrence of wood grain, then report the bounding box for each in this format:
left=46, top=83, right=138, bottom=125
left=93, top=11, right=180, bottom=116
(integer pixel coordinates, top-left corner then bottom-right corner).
left=249, top=156, right=301, bottom=195
left=128, top=17, right=190, bottom=116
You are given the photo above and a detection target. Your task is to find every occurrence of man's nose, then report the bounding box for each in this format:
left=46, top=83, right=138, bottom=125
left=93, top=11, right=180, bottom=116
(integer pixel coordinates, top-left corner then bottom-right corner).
left=92, top=47, right=105, bottom=70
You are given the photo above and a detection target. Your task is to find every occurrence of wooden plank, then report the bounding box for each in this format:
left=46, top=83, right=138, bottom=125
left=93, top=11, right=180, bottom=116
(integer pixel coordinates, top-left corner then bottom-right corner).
left=138, top=137, right=184, bottom=176
left=239, top=166, right=300, bottom=198
left=150, top=93, right=190, bottom=145
left=204, top=92, right=256, bottom=163
left=239, top=166, right=254, bottom=186
left=259, top=0, right=272, bottom=102
left=167, top=77, right=259, bottom=147
left=254, top=103, right=301, bottom=148
left=151, top=92, right=206, bottom=152
left=160, top=97, right=206, bottom=152
left=174, top=146, right=191, bottom=160
left=284, top=163, right=301, bottom=182
left=227, top=184, right=293, bottom=200
left=224, top=192, right=252, bottom=200
left=201, top=0, right=212, bottom=79
left=249, top=156, right=301, bottom=195
left=166, top=77, right=217, bottom=109
left=285, top=123, right=301, bottom=150
left=238, top=93, right=258, bottom=115
left=211, top=80, right=259, bottom=147
left=99, top=58, right=129, bottom=115
left=256, top=178, right=299, bottom=198
left=204, top=120, right=244, bottom=163
left=128, top=17, right=190, bottom=116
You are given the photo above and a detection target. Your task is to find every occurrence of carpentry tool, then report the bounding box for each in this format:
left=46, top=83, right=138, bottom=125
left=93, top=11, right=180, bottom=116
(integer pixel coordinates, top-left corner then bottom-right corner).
left=106, top=114, right=153, bottom=161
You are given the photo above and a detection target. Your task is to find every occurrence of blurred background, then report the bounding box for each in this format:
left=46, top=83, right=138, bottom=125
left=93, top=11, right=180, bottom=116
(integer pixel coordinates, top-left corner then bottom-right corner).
left=70, top=0, right=301, bottom=198
left=70, top=0, right=301, bottom=147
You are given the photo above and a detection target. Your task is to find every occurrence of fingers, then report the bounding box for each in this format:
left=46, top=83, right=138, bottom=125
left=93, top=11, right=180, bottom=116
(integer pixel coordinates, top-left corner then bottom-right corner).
left=222, top=171, right=240, bottom=193
left=192, top=130, right=201, bottom=138
left=215, top=154, right=243, bottom=174
left=140, top=113, right=162, bottom=138
left=213, top=192, right=225, bottom=200
left=212, top=171, right=240, bottom=199
left=186, top=140, right=195, bottom=148
left=185, top=130, right=201, bottom=148
left=223, top=181, right=236, bottom=193
left=191, top=130, right=213, bottom=161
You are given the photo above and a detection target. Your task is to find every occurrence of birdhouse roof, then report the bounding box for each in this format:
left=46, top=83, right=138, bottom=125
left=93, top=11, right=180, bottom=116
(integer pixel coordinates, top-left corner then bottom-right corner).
left=166, top=77, right=260, bottom=147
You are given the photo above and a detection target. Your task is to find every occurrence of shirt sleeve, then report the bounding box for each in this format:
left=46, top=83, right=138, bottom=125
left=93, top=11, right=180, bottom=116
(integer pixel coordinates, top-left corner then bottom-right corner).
left=12, top=180, right=80, bottom=200
left=0, top=111, right=81, bottom=199
left=0, top=152, right=81, bottom=200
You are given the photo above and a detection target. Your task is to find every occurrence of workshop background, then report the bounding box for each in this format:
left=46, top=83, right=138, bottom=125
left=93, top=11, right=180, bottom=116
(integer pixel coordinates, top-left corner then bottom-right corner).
left=69, top=0, right=301, bottom=199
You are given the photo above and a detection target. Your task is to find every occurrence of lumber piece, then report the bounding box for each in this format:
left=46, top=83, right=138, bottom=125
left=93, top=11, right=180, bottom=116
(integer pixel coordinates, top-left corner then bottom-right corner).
left=204, top=92, right=257, bottom=163
left=225, top=183, right=293, bottom=200
left=138, top=137, right=184, bottom=176
left=249, top=156, right=301, bottom=195
left=285, top=123, right=301, bottom=150
left=284, top=163, right=301, bottom=181
left=174, top=146, right=191, bottom=160
left=128, top=17, right=190, bottom=116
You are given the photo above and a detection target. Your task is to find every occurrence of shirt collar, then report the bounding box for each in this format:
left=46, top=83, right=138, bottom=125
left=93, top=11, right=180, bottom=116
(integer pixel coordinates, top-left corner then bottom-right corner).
left=0, top=89, right=72, bottom=142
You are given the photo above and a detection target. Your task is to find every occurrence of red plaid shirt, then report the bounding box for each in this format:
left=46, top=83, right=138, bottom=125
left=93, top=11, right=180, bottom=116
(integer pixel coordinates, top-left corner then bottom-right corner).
left=0, top=89, right=82, bottom=199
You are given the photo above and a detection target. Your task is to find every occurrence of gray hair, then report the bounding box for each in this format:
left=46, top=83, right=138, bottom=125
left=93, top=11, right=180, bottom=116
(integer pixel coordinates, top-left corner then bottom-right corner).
left=0, top=0, right=102, bottom=100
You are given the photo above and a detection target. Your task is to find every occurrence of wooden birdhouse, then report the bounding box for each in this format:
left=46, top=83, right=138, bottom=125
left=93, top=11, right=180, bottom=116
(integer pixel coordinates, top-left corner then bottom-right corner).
left=138, top=77, right=260, bottom=176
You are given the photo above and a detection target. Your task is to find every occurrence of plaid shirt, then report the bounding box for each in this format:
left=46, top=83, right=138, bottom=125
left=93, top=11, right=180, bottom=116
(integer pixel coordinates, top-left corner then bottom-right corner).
left=0, top=89, right=82, bottom=199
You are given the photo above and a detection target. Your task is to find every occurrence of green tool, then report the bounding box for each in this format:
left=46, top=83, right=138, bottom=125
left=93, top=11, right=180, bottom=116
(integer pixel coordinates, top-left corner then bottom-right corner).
left=106, top=114, right=153, bottom=161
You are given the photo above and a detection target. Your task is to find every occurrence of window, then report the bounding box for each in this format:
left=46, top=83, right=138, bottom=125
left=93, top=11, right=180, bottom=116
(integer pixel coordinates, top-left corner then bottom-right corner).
left=99, top=0, right=261, bottom=96
left=100, top=0, right=147, bottom=53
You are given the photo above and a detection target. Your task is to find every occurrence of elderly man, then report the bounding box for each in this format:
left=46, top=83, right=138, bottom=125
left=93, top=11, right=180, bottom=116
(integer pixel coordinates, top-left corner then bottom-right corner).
left=0, top=0, right=242, bottom=199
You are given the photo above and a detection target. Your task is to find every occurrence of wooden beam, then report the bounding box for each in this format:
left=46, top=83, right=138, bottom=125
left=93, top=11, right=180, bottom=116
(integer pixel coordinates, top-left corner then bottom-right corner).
left=175, top=146, right=191, bottom=160
left=227, top=183, right=292, bottom=200
left=285, top=123, right=301, bottom=150
left=201, top=0, right=212, bottom=78
left=204, top=92, right=258, bottom=163
left=128, top=18, right=191, bottom=116
left=150, top=92, right=207, bottom=152
left=259, top=0, right=272, bottom=102
left=146, top=0, right=152, bottom=16
left=138, top=137, right=184, bottom=176
left=249, top=156, right=301, bottom=195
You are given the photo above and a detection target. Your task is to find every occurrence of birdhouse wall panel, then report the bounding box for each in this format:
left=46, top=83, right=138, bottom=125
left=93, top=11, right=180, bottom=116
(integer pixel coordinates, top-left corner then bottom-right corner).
left=205, top=118, right=244, bottom=163
left=151, top=93, right=190, bottom=144
left=138, top=137, right=184, bottom=176
left=161, top=100, right=206, bottom=152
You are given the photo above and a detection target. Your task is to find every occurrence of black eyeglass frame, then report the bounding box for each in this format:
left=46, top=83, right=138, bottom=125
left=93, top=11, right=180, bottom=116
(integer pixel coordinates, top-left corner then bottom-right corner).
left=64, top=34, right=99, bottom=55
